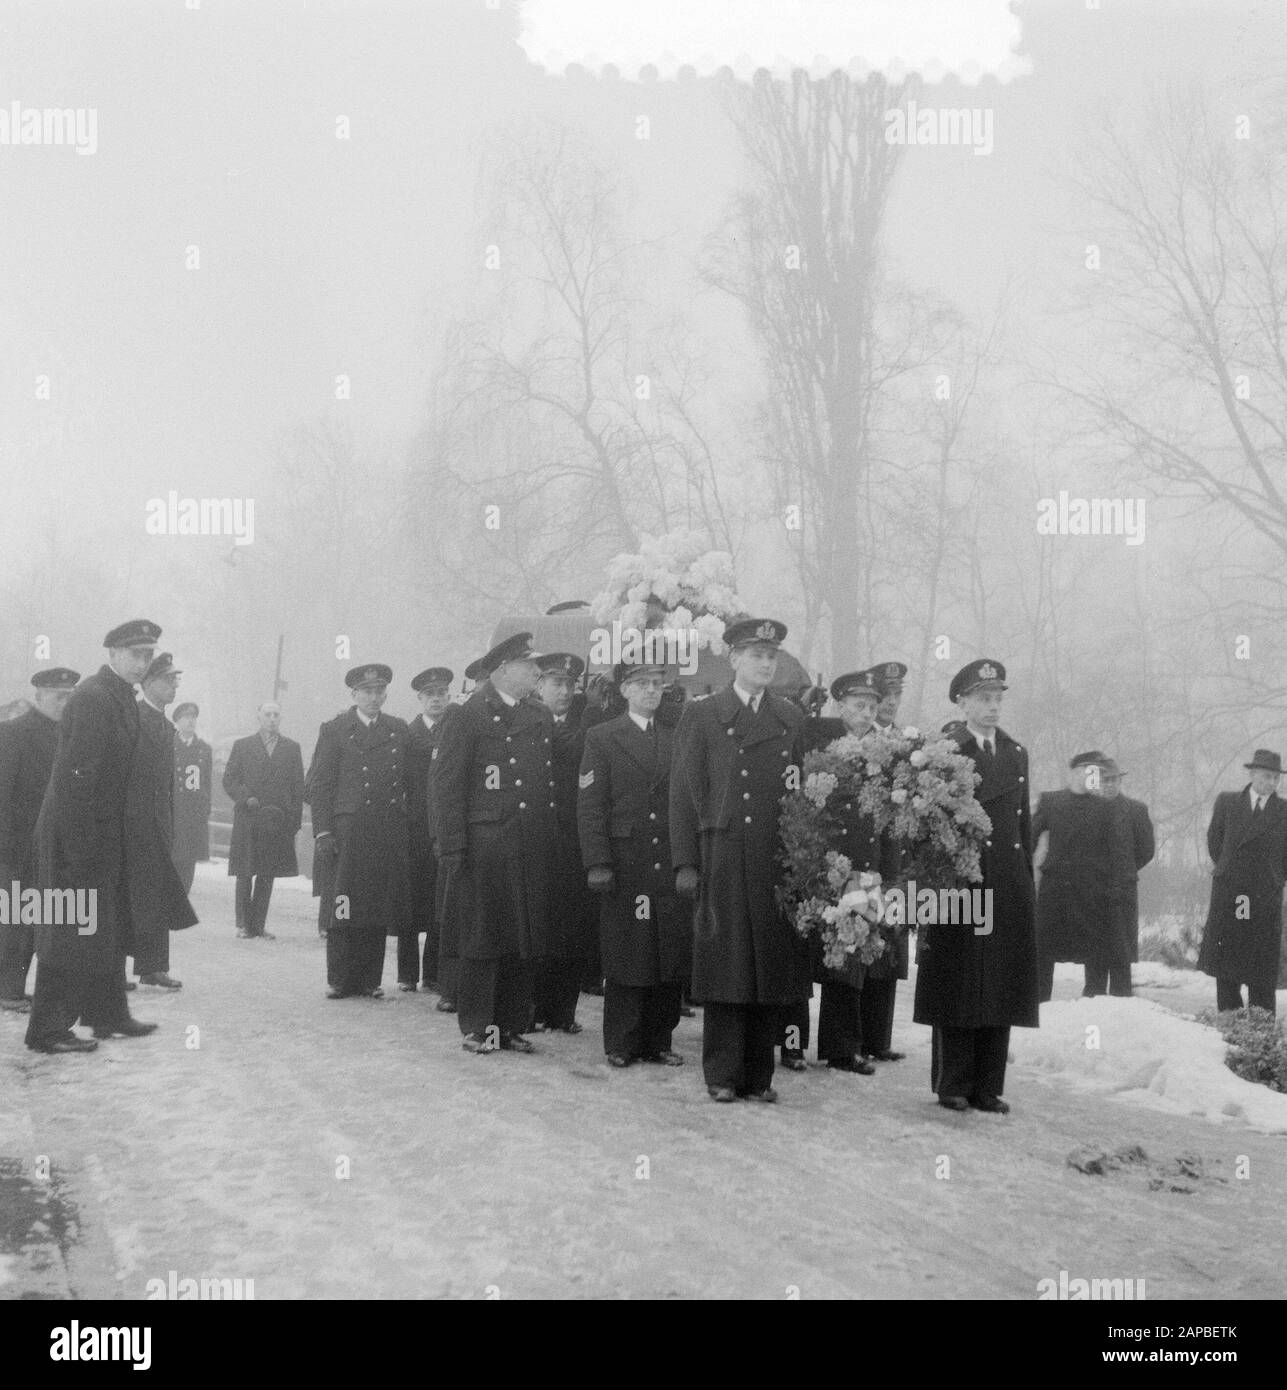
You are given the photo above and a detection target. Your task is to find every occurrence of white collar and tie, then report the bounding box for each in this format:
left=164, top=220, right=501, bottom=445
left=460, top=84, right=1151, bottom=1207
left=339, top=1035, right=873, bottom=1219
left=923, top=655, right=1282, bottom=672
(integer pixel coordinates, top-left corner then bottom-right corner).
left=357, top=711, right=377, bottom=728
left=496, top=689, right=518, bottom=708
left=628, top=711, right=653, bottom=733
left=733, top=683, right=763, bottom=714
left=1251, top=789, right=1269, bottom=815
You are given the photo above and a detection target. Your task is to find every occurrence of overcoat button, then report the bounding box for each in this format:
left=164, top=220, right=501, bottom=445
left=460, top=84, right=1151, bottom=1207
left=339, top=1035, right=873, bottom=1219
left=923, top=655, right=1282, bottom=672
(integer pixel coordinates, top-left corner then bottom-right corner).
left=493, top=715, right=501, bottom=723
left=741, top=769, right=748, bottom=777
left=743, top=792, right=750, bottom=800
left=510, top=757, right=517, bottom=765
left=649, top=812, right=656, bottom=820
left=519, top=802, right=526, bottom=809
left=549, top=801, right=555, bottom=808
left=1014, top=842, right=1021, bottom=850
left=654, top=863, right=662, bottom=871
left=985, top=840, right=992, bottom=847
left=515, top=779, right=522, bottom=786
left=744, top=816, right=752, bottom=824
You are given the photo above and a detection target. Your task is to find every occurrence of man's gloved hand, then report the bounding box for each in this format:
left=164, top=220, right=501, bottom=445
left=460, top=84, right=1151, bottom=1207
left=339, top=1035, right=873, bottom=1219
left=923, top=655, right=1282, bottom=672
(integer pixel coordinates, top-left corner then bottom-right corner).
left=794, top=685, right=827, bottom=715
left=675, top=866, right=700, bottom=898
left=587, top=866, right=615, bottom=894
left=314, top=833, right=337, bottom=863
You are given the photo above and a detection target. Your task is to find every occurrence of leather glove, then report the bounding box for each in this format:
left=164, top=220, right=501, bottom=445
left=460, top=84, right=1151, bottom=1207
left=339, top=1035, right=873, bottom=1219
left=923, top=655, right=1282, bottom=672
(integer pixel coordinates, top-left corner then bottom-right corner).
left=675, top=866, right=700, bottom=898
left=587, top=866, right=615, bottom=894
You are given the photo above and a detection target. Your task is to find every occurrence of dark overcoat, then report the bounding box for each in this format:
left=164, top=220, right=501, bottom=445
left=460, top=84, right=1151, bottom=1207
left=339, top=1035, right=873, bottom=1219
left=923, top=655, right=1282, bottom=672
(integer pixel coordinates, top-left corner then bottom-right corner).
left=172, top=734, right=212, bottom=865
left=405, top=709, right=454, bottom=936
left=547, top=712, right=598, bottom=960
left=669, top=686, right=811, bottom=1005
left=1032, top=788, right=1117, bottom=963
left=912, top=725, right=1039, bottom=1029
left=33, top=665, right=140, bottom=974
left=125, top=701, right=199, bottom=952
left=429, top=683, right=557, bottom=960
left=0, top=707, right=60, bottom=882
left=578, top=712, right=690, bottom=986
left=1106, top=794, right=1154, bottom=962
left=1198, top=787, right=1287, bottom=987
left=308, top=710, right=412, bottom=936
left=224, top=733, right=304, bottom=878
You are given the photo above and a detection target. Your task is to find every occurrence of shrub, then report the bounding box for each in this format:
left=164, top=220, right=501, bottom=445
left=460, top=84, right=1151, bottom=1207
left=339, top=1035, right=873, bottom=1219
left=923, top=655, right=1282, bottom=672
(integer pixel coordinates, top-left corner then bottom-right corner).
left=1197, top=1006, right=1287, bottom=1093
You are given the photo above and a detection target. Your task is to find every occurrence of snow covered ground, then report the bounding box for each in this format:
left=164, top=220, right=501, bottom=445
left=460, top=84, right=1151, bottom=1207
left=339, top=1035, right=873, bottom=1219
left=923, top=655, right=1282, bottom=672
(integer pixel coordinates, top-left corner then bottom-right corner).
left=3, top=873, right=1286, bottom=1299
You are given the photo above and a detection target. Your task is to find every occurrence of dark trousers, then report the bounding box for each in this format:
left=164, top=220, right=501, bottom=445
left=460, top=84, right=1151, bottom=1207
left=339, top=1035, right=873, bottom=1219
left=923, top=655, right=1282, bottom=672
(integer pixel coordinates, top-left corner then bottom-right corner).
left=1216, top=974, right=1277, bottom=1014
left=931, top=1024, right=1011, bottom=1101
left=703, top=1001, right=782, bottom=1094
left=235, top=875, right=275, bottom=935
left=396, top=931, right=438, bottom=986
left=326, top=922, right=386, bottom=996
left=603, top=979, right=682, bottom=1058
left=781, top=998, right=811, bottom=1054
left=1037, top=952, right=1056, bottom=1003
left=1084, top=955, right=1132, bottom=997
left=816, top=981, right=862, bottom=1062
left=859, top=976, right=897, bottom=1054
left=0, top=921, right=35, bottom=1000
left=131, top=926, right=170, bottom=977
left=174, top=855, right=197, bottom=895
left=533, top=957, right=584, bottom=1028
left=26, top=959, right=131, bottom=1046
left=456, top=956, right=535, bottom=1038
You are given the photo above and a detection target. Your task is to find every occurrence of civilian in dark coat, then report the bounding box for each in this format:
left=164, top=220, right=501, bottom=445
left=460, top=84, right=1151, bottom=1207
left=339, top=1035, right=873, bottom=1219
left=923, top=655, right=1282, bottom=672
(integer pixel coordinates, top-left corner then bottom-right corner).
left=1198, top=750, right=1287, bottom=1014
left=578, top=663, right=689, bottom=1066
left=26, top=620, right=164, bottom=1053
left=1098, top=758, right=1154, bottom=989
left=532, top=654, right=597, bottom=1033
left=1032, top=753, right=1118, bottom=1002
left=912, top=659, right=1038, bottom=1114
left=430, top=635, right=557, bottom=1051
left=126, top=656, right=199, bottom=986
left=670, top=619, right=811, bottom=1102
left=224, top=702, right=304, bottom=938
left=0, top=669, right=77, bottom=1008
left=308, top=667, right=412, bottom=999
left=401, top=668, right=454, bottom=993
left=170, top=702, right=211, bottom=893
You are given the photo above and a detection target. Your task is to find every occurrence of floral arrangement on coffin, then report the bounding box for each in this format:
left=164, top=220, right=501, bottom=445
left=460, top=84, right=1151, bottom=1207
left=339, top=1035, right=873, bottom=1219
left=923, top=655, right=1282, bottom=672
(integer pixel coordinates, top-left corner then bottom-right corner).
left=589, top=530, right=741, bottom=653
left=778, top=726, right=991, bottom=971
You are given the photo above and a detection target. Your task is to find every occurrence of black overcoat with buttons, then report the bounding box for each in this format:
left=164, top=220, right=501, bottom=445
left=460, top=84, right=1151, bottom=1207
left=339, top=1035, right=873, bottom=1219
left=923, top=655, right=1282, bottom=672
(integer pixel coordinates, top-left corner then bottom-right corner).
left=429, top=681, right=557, bottom=960
left=223, top=734, right=304, bottom=878
left=405, top=709, right=455, bottom=937
left=307, top=708, right=412, bottom=937
left=670, top=685, right=811, bottom=1005
left=546, top=710, right=598, bottom=960
left=578, top=712, right=690, bottom=986
left=0, top=706, right=59, bottom=883
left=1032, top=788, right=1118, bottom=963
left=172, top=735, right=212, bottom=865
left=912, top=724, right=1039, bottom=1029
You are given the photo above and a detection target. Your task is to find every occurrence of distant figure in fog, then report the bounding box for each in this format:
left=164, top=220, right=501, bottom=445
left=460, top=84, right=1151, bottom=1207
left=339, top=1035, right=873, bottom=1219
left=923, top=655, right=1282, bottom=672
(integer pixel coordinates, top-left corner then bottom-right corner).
left=170, top=701, right=212, bottom=894
left=224, top=701, right=304, bottom=940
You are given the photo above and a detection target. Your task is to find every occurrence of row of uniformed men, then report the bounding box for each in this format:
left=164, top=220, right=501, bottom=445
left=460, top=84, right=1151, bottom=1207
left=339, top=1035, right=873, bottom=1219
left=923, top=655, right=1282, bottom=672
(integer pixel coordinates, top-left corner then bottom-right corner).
left=315, top=623, right=1038, bottom=1107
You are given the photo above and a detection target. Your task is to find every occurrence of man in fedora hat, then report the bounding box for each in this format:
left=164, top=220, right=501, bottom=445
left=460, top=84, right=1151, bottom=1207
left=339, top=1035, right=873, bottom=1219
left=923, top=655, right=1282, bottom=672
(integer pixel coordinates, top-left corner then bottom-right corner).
left=25, top=620, right=163, bottom=1053
left=224, top=701, right=305, bottom=940
left=308, top=665, right=413, bottom=999
left=670, top=617, right=811, bottom=1102
left=430, top=633, right=557, bottom=1053
left=403, top=667, right=456, bottom=997
left=1094, top=755, right=1154, bottom=997
left=1198, top=750, right=1287, bottom=1014
left=0, top=667, right=78, bottom=1011
left=170, top=700, right=212, bottom=895
left=126, top=654, right=199, bottom=989
left=913, top=659, right=1038, bottom=1113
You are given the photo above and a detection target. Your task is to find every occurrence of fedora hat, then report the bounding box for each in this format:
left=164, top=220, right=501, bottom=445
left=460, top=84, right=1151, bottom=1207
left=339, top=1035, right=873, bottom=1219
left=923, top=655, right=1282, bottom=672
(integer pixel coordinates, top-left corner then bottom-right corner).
left=1244, top=749, right=1283, bottom=774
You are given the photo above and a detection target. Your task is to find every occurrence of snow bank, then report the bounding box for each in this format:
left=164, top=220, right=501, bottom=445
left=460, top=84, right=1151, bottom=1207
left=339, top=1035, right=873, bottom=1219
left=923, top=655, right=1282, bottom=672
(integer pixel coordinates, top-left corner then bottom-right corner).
left=1013, top=995, right=1287, bottom=1134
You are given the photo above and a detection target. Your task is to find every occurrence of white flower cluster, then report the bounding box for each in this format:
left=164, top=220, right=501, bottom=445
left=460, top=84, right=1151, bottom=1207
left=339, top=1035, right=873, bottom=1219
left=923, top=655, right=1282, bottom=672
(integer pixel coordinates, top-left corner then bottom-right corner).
left=590, top=530, right=742, bottom=652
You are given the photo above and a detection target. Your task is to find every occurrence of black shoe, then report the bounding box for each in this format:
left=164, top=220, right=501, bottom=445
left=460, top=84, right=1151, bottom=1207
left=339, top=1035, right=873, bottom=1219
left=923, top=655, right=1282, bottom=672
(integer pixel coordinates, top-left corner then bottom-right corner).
left=865, top=1048, right=905, bottom=1062
left=368, top=988, right=385, bottom=1000
left=641, top=1050, right=684, bottom=1066
left=0, top=996, right=32, bottom=1013
left=938, top=1095, right=970, bottom=1112
left=582, top=981, right=605, bottom=997
left=124, top=981, right=137, bottom=991
left=678, top=1004, right=696, bottom=1018
left=93, top=1019, right=158, bottom=1039
left=499, top=1033, right=536, bottom=1053
left=828, top=1055, right=875, bottom=1075
left=28, top=1032, right=98, bottom=1054
left=326, top=988, right=349, bottom=999
left=397, top=982, right=417, bottom=992
left=421, top=980, right=439, bottom=993
left=139, top=973, right=182, bottom=989
left=258, top=931, right=276, bottom=941
left=606, top=1053, right=632, bottom=1068
left=557, top=1021, right=583, bottom=1035
left=462, top=1032, right=497, bottom=1054
left=969, top=1095, right=1010, bottom=1114
left=780, top=1049, right=808, bottom=1072
left=708, top=1085, right=738, bottom=1102
left=435, top=998, right=457, bottom=1013
left=744, top=1087, right=778, bottom=1103
left=236, top=929, right=252, bottom=939
left=531, top=1021, right=550, bottom=1032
